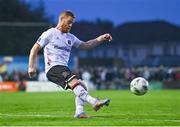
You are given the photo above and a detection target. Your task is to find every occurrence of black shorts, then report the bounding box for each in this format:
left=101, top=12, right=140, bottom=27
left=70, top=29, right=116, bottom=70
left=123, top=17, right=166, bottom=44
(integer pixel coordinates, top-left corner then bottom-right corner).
left=46, top=65, right=77, bottom=89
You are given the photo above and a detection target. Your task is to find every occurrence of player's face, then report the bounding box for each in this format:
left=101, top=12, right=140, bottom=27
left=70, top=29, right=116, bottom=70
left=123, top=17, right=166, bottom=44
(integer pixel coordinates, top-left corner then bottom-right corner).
left=61, top=16, right=75, bottom=33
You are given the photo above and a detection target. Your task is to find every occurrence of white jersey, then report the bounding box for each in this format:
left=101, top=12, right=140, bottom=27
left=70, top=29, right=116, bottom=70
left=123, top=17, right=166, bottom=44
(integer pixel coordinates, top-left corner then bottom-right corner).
left=37, top=28, right=83, bottom=73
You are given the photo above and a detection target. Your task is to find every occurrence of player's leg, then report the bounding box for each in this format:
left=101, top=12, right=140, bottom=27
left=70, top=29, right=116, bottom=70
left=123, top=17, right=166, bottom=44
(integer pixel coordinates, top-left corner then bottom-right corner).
left=46, top=65, right=87, bottom=117
left=68, top=78, right=111, bottom=111
left=47, top=65, right=110, bottom=117
left=74, top=96, right=89, bottom=118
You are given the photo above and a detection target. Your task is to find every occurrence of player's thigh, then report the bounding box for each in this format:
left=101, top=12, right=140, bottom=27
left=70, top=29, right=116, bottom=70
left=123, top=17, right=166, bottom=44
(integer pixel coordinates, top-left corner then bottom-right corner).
left=47, top=65, right=76, bottom=89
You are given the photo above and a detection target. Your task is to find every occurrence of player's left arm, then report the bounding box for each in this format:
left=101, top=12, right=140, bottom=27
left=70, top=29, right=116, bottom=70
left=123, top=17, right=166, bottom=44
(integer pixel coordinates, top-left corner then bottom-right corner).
left=79, top=33, right=112, bottom=49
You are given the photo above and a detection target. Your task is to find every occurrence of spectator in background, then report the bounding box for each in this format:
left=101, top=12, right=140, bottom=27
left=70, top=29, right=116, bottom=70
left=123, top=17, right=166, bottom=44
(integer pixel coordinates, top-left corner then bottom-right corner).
left=82, top=70, right=94, bottom=90
left=100, top=67, right=107, bottom=89
left=175, top=68, right=180, bottom=81
left=124, top=68, right=134, bottom=81
left=0, top=62, right=8, bottom=81
left=0, top=74, right=2, bottom=82
left=0, top=56, right=13, bottom=81
left=143, top=66, right=151, bottom=80
left=156, top=65, right=167, bottom=81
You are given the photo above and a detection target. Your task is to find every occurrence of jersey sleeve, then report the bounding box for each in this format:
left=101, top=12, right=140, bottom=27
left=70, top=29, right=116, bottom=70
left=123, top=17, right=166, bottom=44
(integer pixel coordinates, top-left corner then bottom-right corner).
left=72, top=35, right=83, bottom=48
left=36, top=29, right=53, bottom=48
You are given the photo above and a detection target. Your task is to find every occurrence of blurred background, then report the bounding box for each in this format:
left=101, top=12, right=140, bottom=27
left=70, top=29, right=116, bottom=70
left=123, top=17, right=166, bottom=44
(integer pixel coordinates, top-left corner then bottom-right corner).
left=0, top=0, right=180, bottom=92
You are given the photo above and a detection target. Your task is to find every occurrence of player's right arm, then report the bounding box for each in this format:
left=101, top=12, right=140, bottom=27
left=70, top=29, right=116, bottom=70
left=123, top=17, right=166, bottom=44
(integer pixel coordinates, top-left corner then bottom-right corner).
left=28, top=28, right=53, bottom=78
left=28, top=43, right=41, bottom=78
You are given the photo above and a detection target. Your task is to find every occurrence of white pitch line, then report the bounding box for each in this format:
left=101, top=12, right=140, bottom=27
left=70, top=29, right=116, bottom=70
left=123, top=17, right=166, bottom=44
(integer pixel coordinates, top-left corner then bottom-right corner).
left=0, top=113, right=67, bottom=118
left=0, top=113, right=180, bottom=123
left=143, top=118, right=180, bottom=123
left=117, top=113, right=180, bottom=117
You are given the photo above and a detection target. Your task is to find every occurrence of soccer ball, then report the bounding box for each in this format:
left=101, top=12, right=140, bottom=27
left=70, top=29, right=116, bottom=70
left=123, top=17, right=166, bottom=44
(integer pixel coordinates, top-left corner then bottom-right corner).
left=130, top=77, right=149, bottom=96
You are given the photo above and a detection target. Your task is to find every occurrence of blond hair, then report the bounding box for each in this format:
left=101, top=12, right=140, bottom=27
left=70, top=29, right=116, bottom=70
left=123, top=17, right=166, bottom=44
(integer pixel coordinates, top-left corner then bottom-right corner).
left=59, top=10, right=75, bottom=20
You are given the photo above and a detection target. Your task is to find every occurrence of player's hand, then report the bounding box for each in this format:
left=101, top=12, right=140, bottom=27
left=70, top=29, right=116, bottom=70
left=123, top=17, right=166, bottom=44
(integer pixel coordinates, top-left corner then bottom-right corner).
left=28, top=67, right=36, bottom=78
left=97, top=33, right=112, bottom=42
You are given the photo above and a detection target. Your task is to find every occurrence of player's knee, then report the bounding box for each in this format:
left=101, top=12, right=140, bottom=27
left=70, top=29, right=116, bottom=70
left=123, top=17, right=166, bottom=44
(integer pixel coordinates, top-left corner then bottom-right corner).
left=68, top=78, right=79, bottom=89
left=68, top=78, right=87, bottom=90
left=78, top=80, right=87, bottom=90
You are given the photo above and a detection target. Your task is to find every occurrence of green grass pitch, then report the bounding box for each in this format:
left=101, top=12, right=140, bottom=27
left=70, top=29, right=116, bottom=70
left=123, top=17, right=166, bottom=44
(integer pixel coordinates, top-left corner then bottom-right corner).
left=0, top=90, right=180, bottom=126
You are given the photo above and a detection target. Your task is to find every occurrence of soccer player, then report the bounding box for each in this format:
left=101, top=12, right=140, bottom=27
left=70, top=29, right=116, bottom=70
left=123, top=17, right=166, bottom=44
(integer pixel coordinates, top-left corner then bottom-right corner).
left=28, top=10, right=112, bottom=118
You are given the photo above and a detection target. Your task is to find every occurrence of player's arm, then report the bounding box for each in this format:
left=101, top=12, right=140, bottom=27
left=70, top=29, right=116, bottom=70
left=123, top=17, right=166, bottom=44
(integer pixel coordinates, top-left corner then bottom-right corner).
left=28, top=43, right=41, bottom=78
left=79, top=33, right=112, bottom=49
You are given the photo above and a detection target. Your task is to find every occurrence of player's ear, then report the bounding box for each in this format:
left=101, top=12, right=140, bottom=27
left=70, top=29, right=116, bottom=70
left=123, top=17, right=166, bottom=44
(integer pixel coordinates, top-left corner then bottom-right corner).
left=60, top=17, right=63, bottom=21
left=59, top=15, right=65, bottom=22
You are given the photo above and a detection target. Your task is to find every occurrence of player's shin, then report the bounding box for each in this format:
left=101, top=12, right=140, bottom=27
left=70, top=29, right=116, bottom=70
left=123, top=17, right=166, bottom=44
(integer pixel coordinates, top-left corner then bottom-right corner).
left=72, top=83, right=96, bottom=106
left=75, top=96, right=86, bottom=115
